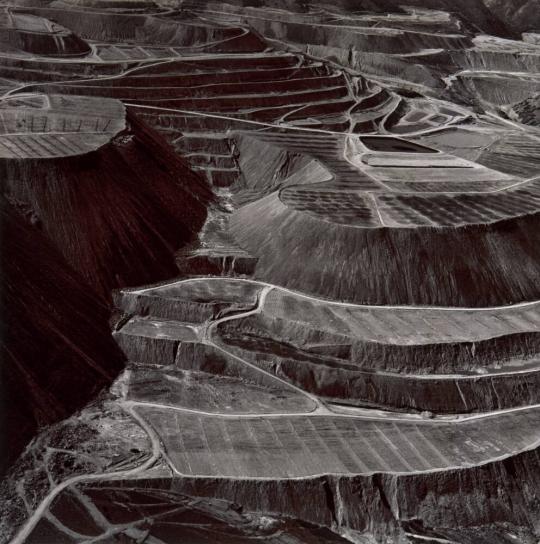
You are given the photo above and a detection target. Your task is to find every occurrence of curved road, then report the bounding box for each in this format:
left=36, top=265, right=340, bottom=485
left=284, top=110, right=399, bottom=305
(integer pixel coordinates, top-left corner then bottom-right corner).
left=9, top=405, right=162, bottom=544
left=10, top=275, right=540, bottom=543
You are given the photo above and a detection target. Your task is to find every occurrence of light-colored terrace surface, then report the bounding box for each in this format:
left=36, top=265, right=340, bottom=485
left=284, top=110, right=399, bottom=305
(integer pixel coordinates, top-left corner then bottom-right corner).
left=0, top=93, right=125, bottom=158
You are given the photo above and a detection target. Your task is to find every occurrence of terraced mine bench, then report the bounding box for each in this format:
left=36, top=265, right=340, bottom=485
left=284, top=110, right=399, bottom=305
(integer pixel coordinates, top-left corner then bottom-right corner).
left=3, top=2, right=540, bottom=543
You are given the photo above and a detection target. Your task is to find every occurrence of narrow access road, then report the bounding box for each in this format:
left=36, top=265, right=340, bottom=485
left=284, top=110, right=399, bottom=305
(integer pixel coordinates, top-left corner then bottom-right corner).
left=9, top=405, right=162, bottom=544
left=130, top=275, right=540, bottom=313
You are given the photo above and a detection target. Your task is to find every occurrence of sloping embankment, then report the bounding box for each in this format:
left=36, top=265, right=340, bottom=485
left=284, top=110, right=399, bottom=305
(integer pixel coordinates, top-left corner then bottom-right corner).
left=230, top=192, right=540, bottom=306
left=0, top=197, right=125, bottom=473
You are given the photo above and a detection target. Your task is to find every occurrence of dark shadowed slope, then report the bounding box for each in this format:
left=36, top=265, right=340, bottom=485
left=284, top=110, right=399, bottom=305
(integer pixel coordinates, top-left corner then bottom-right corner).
left=1, top=103, right=214, bottom=301
left=0, top=197, right=125, bottom=473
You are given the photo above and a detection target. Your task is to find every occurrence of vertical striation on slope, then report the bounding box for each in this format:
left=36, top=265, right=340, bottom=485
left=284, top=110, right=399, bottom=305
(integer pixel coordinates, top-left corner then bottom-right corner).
left=0, top=197, right=125, bottom=473
left=1, top=107, right=214, bottom=301
left=230, top=191, right=540, bottom=306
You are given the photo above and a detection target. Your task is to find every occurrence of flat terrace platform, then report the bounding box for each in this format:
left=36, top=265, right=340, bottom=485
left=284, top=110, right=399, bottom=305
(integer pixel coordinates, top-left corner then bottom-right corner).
left=0, top=93, right=125, bottom=158
left=137, top=404, right=540, bottom=478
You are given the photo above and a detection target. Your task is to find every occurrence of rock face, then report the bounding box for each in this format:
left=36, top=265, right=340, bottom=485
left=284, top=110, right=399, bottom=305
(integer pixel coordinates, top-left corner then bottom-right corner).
left=2, top=1, right=540, bottom=544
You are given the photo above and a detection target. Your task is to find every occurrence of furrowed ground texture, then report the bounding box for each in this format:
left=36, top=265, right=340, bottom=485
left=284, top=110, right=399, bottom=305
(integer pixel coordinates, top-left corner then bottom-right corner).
left=2, top=1, right=540, bottom=544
